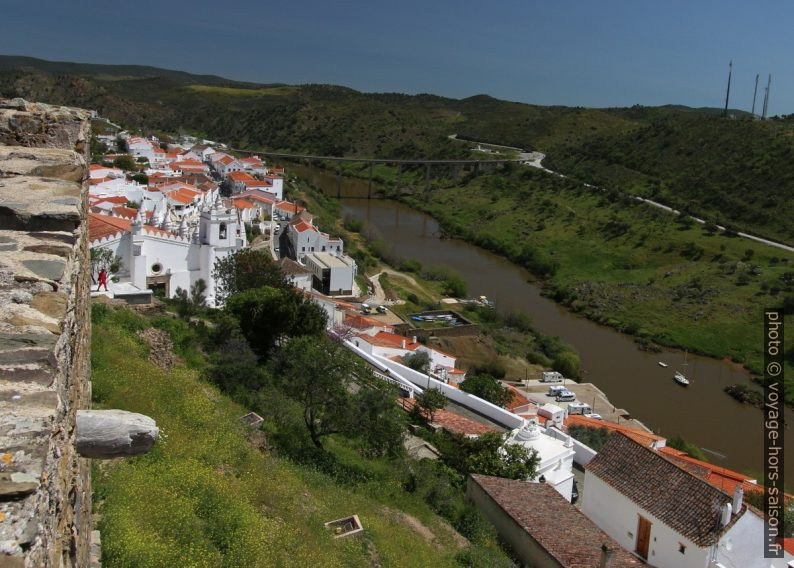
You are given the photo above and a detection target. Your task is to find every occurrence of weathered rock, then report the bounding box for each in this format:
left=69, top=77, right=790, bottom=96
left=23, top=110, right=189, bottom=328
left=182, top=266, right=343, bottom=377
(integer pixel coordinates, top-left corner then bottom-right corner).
left=0, top=176, right=82, bottom=232
left=0, top=146, right=85, bottom=182
left=76, top=410, right=159, bottom=459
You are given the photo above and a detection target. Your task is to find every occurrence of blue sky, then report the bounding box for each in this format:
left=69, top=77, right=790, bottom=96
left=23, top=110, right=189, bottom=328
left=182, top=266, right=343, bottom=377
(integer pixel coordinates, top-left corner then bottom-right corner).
left=3, top=1, right=793, bottom=114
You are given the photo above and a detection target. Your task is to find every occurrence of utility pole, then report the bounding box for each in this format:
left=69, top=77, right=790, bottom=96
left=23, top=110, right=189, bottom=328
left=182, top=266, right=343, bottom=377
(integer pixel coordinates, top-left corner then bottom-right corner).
left=723, top=60, right=733, bottom=117
left=762, top=74, right=771, bottom=119
left=751, top=74, right=759, bottom=116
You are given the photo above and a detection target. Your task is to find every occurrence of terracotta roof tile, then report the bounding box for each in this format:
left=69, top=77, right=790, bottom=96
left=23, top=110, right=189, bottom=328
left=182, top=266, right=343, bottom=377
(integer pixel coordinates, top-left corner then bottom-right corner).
left=586, top=433, right=742, bottom=547
left=565, top=415, right=664, bottom=448
left=469, top=475, right=643, bottom=567
left=88, top=213, right=131, bottom=240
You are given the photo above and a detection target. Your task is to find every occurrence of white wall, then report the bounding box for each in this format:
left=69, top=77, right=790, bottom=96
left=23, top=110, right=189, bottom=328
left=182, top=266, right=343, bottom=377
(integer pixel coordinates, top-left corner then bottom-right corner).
left=373, top=355, right=525, bottom=430
left=715, top=510, right=794, bottom=568
left=582, top=473, right=707, bottom=568
left=545, top=426, right=597, bottom=466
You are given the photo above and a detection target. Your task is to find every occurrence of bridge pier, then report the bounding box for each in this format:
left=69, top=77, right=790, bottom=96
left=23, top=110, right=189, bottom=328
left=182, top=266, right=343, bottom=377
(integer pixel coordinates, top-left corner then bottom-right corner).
left=395, top=163, right=403, bottom=193
left=337, top=173, right=341, bottom=199
left=425, top=163, right=431, bottom=192
left=367, top=161, right=373, bottom=199
left=474, top=162, right=480, bottom=176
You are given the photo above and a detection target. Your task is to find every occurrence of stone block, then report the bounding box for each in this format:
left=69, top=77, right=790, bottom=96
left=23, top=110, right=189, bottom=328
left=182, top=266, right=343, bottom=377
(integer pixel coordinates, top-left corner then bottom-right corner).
left=76, top=410, right=159, bottom=459
left=0, top=176, right=82, bottom=232
left=0, top=147, right=85, bottom=183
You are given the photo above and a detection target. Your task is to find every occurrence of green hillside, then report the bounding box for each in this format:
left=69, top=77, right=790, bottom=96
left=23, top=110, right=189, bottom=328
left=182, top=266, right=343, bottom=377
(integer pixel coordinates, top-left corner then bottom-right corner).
left=91, top=304, right=512, bottom=567
left=1, top=55, right=791, bottom=241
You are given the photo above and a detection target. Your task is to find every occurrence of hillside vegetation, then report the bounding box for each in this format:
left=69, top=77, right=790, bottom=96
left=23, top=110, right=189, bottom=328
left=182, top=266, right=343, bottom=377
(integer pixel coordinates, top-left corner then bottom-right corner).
left=91, top=304, right=514, bottom=567
left=395, top=167, right=794, bottom=402
left=1, top=56, right=792, bottom=241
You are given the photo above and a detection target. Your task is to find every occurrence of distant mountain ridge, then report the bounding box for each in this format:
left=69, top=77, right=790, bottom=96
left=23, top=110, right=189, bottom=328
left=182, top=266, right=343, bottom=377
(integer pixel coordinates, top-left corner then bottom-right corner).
left=1, top=55, right=790, bottom=241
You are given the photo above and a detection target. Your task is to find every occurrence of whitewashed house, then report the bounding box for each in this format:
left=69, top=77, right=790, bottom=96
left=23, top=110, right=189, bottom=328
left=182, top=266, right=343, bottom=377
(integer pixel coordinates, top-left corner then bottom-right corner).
left=582, top=433, right=794, bottom=568
left=503, top=418, right=576, bottom=502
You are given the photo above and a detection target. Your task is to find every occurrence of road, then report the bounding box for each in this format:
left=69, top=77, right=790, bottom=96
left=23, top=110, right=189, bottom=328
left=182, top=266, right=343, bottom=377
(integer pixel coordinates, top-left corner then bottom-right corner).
left=451, top=135, right=794, bottom=253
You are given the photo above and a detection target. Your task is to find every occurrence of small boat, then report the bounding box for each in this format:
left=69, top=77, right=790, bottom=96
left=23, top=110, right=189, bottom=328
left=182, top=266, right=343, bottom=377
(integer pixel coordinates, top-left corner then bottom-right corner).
left=658, top=362, right=668, bottom=368
left=674, top=371, right=689, bottom=386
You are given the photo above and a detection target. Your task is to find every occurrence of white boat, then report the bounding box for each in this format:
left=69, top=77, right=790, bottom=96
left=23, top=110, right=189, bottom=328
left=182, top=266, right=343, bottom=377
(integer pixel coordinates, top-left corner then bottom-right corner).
left=658, top=362, right=668, bottom=368
left=674, top=371, right=689, bottom=386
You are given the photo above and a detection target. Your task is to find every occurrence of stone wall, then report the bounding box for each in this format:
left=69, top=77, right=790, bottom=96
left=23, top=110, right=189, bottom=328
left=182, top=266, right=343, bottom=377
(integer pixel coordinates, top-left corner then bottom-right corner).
left=0, top=99, right=92, bottom=567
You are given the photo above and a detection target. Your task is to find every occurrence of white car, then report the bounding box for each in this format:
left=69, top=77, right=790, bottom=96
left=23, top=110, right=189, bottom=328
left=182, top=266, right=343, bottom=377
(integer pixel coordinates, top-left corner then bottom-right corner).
left=584, top=413, right=603, bottom=420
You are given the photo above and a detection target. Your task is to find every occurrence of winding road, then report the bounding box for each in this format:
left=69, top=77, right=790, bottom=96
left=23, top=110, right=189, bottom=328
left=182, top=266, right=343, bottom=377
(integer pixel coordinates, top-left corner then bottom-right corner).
left=449, top=134, right=794, bottom=253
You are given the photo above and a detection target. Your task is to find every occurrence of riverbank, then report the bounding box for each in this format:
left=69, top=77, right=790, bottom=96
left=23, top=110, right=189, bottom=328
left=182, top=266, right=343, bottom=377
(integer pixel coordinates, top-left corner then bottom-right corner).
left=285, top=162, right=793, bottom=407
left=336, top=197, right=793, bottom=483
left=392, top=168, right=793, bottom=404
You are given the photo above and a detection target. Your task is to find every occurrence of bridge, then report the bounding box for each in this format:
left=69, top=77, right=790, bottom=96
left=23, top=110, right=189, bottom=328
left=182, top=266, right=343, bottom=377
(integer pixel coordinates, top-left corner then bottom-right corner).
left=231, top=147, right=522, bottom=198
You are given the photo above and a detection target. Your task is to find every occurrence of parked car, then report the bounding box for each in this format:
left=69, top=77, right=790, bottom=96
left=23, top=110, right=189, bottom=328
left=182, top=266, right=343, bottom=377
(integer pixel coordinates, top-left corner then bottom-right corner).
left=376, top=305, right=387, bottom=314
left=584, top=413, right=603, bottom=420
left=555, top=390, right=576, bottom=402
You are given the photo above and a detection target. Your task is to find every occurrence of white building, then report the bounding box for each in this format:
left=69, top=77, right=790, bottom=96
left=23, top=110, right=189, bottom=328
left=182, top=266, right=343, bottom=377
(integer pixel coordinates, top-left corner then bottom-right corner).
left=503, top=419, right=576, bottom=502
left=278, top=258, right=313, bottom=292
left=582, top=433, right=794, bottom=568
left=88, top=196, right=246, bottom=307
left=304, top=251, right=356, bottom=296
left=285, top=215, right=343, bottom=262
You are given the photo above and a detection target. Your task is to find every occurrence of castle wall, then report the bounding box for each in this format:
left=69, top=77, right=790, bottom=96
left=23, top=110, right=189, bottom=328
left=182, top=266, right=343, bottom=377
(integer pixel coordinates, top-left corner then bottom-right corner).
left=0, top=98, right=93, bottom=567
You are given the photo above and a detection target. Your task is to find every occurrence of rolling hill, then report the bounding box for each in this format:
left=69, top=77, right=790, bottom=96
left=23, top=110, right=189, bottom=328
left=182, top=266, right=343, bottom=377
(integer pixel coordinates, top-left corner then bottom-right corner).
left=1, top=55, right=791, bottom=242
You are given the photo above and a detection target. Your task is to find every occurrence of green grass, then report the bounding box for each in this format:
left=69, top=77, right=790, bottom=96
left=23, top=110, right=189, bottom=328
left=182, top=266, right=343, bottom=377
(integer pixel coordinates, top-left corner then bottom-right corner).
left=187, top=84, right=298, bottom=97
left=91, top=306, right=492, bottom=567
left=399, top=167, right=794, bottom=400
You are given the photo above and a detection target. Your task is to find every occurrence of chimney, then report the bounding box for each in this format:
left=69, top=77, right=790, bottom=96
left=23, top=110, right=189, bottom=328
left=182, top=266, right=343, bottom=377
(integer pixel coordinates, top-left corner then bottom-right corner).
left=401, top=339, right=406, bottom=349
left=732, top=486, right=744, bottom=513
left=565, top=434, right=573, bottom=448
left=599, top=544, right=614, bottom=568
left=412, top=336, right=417, bottom=344
left=721, top=502, right=733, bottom=527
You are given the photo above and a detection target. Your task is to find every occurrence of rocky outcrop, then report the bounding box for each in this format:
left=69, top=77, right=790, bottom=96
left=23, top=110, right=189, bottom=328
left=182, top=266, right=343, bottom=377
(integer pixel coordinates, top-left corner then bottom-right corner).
left=0, top=98, right=93, bottom=567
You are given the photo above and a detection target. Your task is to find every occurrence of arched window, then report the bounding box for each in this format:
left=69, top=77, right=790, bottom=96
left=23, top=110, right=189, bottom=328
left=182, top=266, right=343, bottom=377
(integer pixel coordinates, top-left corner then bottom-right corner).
left=219, top=222, right=227, bottom=239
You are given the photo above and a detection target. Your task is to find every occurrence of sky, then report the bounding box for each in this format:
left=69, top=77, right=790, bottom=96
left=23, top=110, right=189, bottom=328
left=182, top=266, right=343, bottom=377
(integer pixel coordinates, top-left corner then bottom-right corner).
left=3, top=1, right=793, bottom=115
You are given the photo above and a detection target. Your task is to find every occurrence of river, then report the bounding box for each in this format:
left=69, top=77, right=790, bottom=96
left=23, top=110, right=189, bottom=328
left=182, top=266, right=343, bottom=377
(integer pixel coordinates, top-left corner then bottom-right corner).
left=290, top=163, right=793, bottom=485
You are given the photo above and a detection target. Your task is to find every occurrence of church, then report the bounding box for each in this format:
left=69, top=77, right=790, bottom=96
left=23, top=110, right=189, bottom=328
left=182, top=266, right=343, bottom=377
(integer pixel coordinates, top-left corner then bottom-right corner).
left=89, top=195, right=246, bottom=306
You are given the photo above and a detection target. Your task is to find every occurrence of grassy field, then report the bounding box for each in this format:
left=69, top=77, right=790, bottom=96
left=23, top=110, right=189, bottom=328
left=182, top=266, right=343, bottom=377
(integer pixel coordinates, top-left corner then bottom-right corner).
left=187, top=84, right=298, bottom=97
left=396, top=167, right=794, bottom=401
left=91, top=305, right=509, bottom=567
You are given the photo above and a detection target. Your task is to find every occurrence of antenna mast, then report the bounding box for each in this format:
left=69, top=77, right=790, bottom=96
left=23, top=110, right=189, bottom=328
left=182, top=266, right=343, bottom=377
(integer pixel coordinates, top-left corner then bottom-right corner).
left=751, top=74, right=759, bottom=116
left=762, top=74, right=771, bottom=119
left=723, top=60, right=733, bottom=117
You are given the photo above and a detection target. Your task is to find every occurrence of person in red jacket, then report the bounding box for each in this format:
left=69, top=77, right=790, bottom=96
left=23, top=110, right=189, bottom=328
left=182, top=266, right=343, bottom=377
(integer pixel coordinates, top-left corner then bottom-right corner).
left=97, top=269, right=108, bottom=292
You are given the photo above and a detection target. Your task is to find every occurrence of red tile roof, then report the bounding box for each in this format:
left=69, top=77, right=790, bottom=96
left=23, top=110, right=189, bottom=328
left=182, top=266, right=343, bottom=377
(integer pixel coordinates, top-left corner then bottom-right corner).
left=504, top=385, right=531, bottom=413
left=658, top=447, right=770, bottom=499
left=343, top=313, right=395, bottom=331
left=275, top=201, right=305, bottom=214
left=112, top=206, right=139, bottom=218
left=228, top=171, right=256, bottom=182
left=363, top=331, right=421, bottom=351
left=400, top=398, right=499, bottom=436
left=232, top=199, right=255, bottom=209
left=565, top=415, right=664, bottom=448
left=469, top=475, right=642, bottom=567
left=587, top=433, right=743, bottom=547
left=89, top=213, right=131, bottom=240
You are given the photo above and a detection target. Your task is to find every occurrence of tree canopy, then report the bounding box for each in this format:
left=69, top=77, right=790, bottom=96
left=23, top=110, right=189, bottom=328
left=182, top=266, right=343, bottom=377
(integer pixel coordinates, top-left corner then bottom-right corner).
left=272, top=335, right=405, bottom=455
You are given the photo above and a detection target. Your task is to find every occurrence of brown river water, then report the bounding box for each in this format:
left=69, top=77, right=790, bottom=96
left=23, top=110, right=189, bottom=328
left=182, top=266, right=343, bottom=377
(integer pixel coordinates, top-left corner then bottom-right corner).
left=289, top=163, right=793, bottom=485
